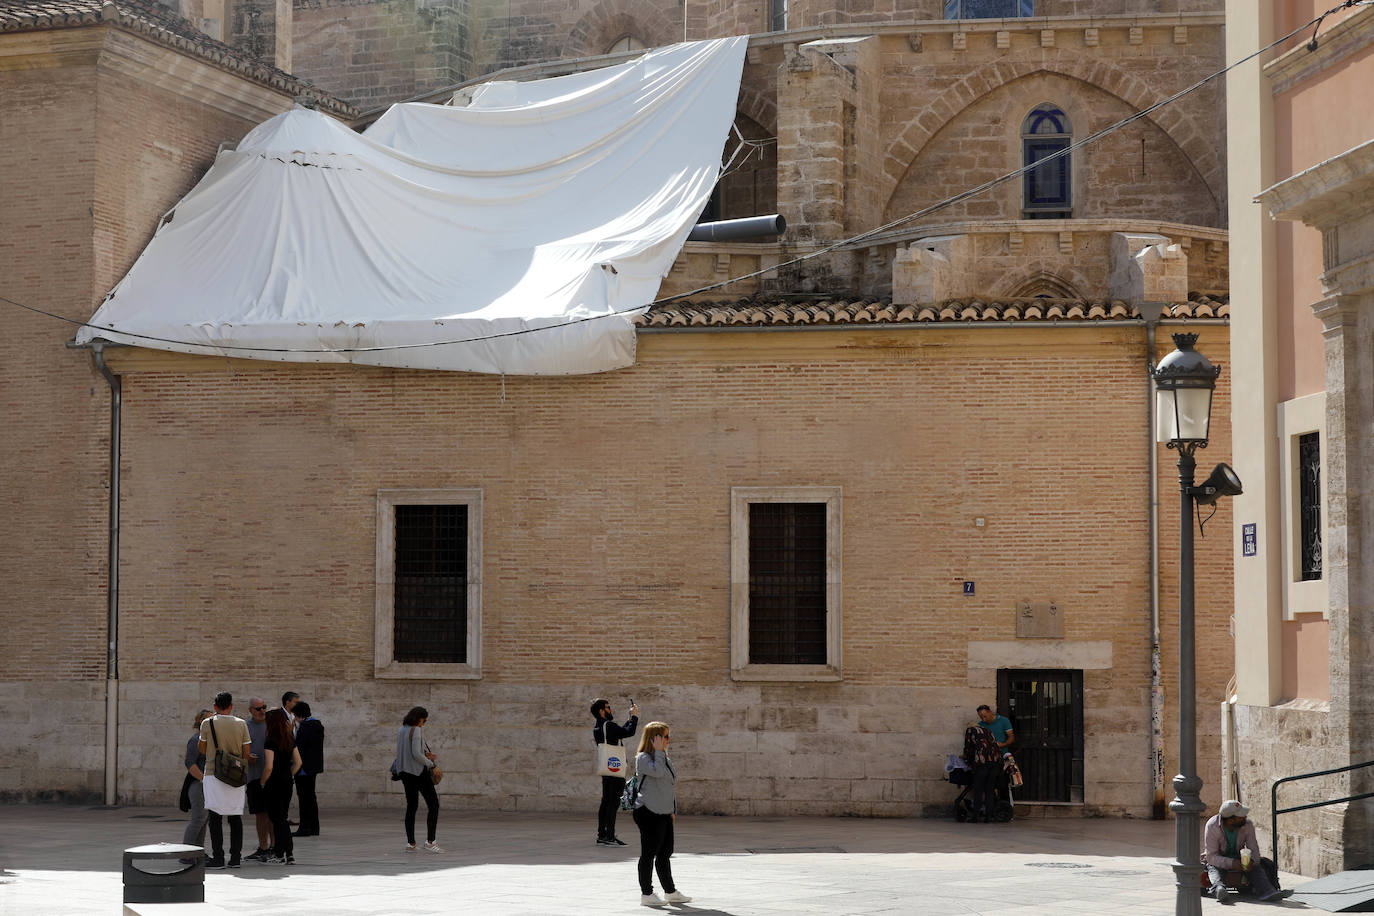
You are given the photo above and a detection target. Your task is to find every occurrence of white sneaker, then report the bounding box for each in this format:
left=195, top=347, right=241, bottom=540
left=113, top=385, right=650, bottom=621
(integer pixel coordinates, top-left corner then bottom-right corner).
left=423, top=841, right=443, bottom=853
left=404, top=843, right=416, bottom=852
left=640, top=892, right=666, bottom=907
left=664, top=890, right=692, bottom=904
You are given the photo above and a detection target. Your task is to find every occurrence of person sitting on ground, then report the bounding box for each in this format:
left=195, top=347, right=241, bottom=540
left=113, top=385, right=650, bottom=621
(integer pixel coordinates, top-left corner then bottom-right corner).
left=1202, top=799, right=1292, bottom=904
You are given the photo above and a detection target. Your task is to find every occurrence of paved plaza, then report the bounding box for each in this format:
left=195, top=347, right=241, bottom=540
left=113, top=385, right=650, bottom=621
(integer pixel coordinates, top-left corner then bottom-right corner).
left=0, top=805, right=1315, bottom=915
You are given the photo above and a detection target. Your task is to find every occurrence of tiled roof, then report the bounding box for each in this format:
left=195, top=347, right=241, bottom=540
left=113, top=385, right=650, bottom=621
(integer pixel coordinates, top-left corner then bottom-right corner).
left=637, top=295, right=1229, bottom=328
left=0, top=0, right=354, bottom=117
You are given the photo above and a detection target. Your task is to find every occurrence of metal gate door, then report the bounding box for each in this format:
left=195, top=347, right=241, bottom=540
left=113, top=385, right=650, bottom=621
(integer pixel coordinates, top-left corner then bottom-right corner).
left=997, top=669, right=1084, bottom=803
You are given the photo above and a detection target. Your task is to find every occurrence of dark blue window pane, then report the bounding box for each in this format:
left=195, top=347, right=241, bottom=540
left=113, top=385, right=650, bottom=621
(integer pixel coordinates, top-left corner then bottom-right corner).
left=945, top=0, right=1034, bottom=18
left=1023, top=138, right=1070, bottom=214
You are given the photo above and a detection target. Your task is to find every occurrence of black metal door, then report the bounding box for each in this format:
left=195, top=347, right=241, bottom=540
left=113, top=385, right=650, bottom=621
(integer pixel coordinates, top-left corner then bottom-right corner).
left=997, top=669, right=1084, bottom=803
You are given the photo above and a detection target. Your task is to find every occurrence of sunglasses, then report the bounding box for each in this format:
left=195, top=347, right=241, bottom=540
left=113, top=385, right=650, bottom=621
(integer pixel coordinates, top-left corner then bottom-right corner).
left=250, top=705, right=266, bottom=711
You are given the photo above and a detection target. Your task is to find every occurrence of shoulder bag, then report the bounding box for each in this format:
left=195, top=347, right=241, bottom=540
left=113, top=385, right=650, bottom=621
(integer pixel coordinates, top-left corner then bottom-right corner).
left=208, top=719, right=248, bottom=788
left=426, top=734, right=444, bottom=784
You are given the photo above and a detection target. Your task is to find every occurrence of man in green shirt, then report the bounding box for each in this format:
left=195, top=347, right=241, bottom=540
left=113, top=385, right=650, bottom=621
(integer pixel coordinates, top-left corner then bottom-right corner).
left=977, top=705, right=1014, bottom=749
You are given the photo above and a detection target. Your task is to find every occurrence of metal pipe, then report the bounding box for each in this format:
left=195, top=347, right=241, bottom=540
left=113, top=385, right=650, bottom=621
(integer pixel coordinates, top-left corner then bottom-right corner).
left=686, top=214, right=786, bottom=242
left=91, top=342, right=121, bottom=807
left=1147, top=316, right=1166, bottom=819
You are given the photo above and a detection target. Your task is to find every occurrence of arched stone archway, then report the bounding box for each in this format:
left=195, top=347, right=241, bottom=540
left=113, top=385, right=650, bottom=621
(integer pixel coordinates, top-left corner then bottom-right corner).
left=880, top=56, right=1224, bottom=219
left=567, top=0, right=682, bottom=59
left=1001, top=269, right=1084, bottom=300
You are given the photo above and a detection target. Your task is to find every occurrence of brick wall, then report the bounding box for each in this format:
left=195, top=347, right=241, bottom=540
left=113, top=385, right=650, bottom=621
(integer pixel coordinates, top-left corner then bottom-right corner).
left=0, top=25, right=294, bottom=800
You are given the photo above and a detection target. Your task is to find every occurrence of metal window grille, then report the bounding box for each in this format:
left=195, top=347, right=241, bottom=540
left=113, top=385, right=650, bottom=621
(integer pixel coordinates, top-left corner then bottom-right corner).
left=1299, top=432, right=1322, bottom=581
left=748, top=502, right=826, bottom=665
left=945, top=0, right=1034, bottom=19
left=394, top=504, right=468, bottom=663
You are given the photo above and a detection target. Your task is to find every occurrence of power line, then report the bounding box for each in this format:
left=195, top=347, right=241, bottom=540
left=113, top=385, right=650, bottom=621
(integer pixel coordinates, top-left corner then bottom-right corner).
left=3, top=3, right=1356, bottom=356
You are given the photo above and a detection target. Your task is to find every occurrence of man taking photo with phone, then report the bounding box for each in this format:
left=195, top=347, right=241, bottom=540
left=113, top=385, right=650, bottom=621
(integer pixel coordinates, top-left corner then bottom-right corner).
left=591, top=697, right=638, bottom=847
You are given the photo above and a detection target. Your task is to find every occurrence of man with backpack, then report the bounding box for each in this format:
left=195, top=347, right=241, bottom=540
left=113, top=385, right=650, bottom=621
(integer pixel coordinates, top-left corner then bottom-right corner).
left=198, top=691, right=252, bottom=868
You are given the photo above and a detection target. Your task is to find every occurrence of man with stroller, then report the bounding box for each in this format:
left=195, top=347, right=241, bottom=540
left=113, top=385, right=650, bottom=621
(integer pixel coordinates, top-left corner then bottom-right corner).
left=1203, top=800, right=1292, bottom=903
left=962, top=720, right=1003, bottom=823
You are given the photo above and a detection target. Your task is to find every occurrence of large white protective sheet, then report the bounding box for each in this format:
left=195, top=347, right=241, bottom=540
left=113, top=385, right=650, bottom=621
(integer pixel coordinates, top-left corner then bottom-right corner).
left=75, top=37, right=747, bottom=374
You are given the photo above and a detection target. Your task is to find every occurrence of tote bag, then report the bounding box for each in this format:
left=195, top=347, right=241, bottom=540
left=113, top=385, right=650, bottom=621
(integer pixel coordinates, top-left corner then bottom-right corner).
left=595, top=722, right=630, bottom=778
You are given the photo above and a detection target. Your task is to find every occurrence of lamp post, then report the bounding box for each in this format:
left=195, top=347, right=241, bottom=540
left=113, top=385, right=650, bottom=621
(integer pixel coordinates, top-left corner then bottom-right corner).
left=1152, top=332, right=1241, bottom=916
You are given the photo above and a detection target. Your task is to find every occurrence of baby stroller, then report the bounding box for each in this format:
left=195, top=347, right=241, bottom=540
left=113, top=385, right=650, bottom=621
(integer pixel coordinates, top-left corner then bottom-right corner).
left=946, top=739, right=1017, bottom=822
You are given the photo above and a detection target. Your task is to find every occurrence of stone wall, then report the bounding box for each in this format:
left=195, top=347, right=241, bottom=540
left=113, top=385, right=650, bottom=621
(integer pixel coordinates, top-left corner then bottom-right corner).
left=1229, top=702, right=1339, bottom=876
left=293, top=0, right=474, bottom=109
left=0, top=324, right=1235, bottom=816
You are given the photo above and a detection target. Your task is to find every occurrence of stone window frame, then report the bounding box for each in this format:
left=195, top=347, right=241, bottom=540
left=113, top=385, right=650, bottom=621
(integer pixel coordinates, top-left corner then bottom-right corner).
left=730, top=486, right=842, bottom=682
left=1278, top=394, right=1327, bottom=620
left=375, top=488, right=483, bottom=680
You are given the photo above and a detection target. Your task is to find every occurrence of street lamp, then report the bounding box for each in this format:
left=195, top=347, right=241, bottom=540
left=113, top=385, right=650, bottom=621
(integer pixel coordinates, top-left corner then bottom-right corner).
left=1153, top=332, right=1242, bottom=916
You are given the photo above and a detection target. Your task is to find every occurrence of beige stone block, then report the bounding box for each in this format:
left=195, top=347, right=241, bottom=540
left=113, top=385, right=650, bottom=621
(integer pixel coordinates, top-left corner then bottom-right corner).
left=698, top=730, right=758, bottom=753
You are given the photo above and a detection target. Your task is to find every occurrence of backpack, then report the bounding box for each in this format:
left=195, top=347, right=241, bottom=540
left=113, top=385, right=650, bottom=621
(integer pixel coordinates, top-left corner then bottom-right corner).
left=619, top=774, right=642, bottom=811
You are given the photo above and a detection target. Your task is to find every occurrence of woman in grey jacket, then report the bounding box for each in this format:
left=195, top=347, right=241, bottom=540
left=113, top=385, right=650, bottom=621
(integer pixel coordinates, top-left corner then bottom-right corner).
left=395, top=706, right=441, bottom=853
left=632, top=722, right=691, bottom=908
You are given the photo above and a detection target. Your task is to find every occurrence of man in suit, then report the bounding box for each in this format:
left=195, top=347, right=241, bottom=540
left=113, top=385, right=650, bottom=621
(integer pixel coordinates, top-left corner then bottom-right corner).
left=292, top=701, right=324, bottom=837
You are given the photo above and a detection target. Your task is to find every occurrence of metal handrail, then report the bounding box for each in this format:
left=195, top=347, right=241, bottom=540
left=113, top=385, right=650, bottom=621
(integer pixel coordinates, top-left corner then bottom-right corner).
left=1271, top=759, right=1374, bottom=868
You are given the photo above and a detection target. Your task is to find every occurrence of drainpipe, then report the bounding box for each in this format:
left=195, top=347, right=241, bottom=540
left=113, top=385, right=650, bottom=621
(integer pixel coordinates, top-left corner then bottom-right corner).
left=91, top=341, right=121, bottom=807
left=1140, top=302, right=1166, bottom=819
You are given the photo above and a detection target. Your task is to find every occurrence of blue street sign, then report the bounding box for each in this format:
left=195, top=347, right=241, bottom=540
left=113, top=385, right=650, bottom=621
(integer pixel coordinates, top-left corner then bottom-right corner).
left=1242, top=523, right=1257, bottom=557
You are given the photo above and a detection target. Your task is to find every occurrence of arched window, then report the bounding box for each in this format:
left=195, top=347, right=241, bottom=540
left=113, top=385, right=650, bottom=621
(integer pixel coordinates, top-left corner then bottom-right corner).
left=606, top=35, right=645, bottom=54
left=1022, top=105, right=1071, bottom=219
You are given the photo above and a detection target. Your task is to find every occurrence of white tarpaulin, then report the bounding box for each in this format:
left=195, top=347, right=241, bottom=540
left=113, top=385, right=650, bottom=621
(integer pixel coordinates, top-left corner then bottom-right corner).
left=75, top=37, right=747, bottom=375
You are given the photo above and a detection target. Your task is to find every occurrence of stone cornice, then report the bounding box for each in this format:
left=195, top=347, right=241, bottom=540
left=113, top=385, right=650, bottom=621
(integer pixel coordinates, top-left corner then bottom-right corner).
left=95, top=27, right=310, bottom=122
left=1257, top=138, right=1374, bottom=229
left=0, top=0, right=355, bottom=117
left=841, top=218, right=1229, bottom=251
left=1263, top=5, right=1374, bottom=96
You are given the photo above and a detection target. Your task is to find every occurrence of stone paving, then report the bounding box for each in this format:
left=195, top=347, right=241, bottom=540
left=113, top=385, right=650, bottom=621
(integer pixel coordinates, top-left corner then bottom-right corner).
left=0, top=805, right=1315, bottom=915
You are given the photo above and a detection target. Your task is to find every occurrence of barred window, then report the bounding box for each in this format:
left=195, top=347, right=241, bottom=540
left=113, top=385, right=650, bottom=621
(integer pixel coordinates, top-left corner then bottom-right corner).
left=394, top=504, right=468, bottom=663
left=376, top=490, right=482, bottom=679
left=1299, top=432, right=1322, bottom=581
left=748, top=502, right=827, bottom=665
left=731, top=487, right=841, bottom=681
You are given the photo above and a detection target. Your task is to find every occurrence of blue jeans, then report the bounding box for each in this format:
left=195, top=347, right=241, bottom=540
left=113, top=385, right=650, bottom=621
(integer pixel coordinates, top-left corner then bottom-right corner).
left=1208, top=861, right=1277, bottom=897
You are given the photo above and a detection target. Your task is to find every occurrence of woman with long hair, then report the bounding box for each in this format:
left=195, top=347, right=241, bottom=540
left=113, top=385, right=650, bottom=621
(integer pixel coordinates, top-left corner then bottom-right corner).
left=396, top=706, right=441, bottom=852
left=631, top=721, right=691, bottom=908
left=259, top=707, right=301, bottom=864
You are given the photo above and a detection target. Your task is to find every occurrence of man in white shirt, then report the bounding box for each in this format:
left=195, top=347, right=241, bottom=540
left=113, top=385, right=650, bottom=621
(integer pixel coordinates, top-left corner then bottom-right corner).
left=198, top=691, right=252, bottom=869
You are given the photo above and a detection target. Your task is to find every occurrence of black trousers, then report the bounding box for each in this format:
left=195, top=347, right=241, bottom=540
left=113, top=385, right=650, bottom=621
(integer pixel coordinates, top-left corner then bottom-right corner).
left=267, top=778, right=294, bottom=857
left=632, top=807, right=676, bottom=896
left=401, top=770, right=440, bottom=845
left=206, top=812, right=243, bottom=860
left=598, top=775, right=625, bottom=839
left=971, top=762, right=999, bottom=817
left=295, top=773, right=319, bottom=834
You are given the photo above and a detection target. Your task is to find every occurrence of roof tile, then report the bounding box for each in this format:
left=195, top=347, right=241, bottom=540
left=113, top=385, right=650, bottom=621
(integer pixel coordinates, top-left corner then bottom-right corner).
left=638, top=295, right=1230, bottom=328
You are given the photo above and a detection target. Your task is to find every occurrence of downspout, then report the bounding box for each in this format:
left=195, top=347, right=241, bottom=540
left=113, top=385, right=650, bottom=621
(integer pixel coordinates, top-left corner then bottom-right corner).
left=1141, top=302, right=1166, bottom=819
left=91, top=341, right=121, bottom=807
